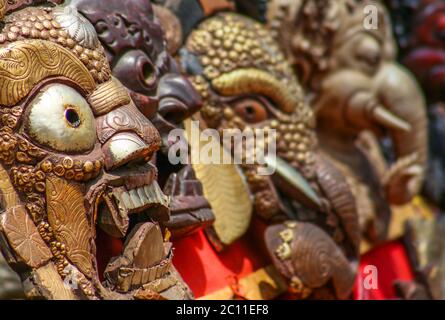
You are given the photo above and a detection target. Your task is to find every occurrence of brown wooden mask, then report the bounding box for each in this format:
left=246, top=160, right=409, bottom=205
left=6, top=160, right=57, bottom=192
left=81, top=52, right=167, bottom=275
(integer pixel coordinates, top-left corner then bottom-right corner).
left=0, top=0, right=192, bottom=300
left=70, top=0, right=202, bottom=147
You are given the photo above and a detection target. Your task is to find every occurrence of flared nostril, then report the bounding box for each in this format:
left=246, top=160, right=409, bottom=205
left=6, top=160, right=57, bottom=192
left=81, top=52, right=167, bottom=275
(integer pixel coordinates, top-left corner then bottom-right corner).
left=102, top=133, right=158, bottom=171
left=157, top=73, right=202, bottom=124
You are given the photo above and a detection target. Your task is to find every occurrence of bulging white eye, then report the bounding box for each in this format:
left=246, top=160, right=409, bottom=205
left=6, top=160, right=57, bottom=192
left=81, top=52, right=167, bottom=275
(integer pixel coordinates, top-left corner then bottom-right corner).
left=26, top=84, right=96, bottom=153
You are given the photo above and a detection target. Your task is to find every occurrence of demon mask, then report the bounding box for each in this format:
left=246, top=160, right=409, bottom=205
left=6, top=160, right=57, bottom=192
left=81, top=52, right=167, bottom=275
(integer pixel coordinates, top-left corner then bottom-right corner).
left=0, top=0, right=191, bottom=300
left=68, top=0, right=214, bottom=240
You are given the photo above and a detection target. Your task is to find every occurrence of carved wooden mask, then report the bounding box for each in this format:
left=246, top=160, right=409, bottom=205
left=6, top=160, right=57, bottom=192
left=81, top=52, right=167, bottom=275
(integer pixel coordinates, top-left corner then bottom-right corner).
left=268, top=0, right=428, bottom=207
left=180, top=12, right=359, bottom=299
left=0, top=0, right=191, bottom=300
left=70, top=0, right=202, bottom=147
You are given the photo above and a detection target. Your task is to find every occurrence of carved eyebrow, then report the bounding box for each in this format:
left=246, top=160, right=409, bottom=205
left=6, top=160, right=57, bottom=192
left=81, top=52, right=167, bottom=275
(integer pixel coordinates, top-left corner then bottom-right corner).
left=0, top=40, right=96, bottom=107
left=211, top=68, right=302, bottom=113
left=88, top=77, right=131, bottom=115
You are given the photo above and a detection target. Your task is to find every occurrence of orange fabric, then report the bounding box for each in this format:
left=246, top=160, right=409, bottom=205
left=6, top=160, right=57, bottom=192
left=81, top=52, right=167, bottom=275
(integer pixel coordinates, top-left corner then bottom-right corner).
left=353, top=239, right=414, bottom=300
left=172, top=218, right=272, bottom=298
left=199, top=0, right=234, bottom=15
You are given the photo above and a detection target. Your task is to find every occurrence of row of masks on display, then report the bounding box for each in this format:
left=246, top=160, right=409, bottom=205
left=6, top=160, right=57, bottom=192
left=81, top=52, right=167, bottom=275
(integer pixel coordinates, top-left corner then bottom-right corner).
left=0, top=0, right=442, bottom=300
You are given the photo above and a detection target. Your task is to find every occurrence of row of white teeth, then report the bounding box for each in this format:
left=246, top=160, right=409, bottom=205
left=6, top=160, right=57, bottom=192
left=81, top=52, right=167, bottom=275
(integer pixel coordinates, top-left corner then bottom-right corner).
left=112, top=181, right=170, bottom=213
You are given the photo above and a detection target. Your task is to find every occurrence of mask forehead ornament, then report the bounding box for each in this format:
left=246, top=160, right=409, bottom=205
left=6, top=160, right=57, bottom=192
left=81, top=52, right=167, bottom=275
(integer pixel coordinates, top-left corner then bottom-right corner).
left=0, top=0, right=191, bottom=300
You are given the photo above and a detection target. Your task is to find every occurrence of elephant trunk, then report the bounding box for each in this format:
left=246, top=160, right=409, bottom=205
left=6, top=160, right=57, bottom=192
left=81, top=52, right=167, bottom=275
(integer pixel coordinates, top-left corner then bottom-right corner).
left=374, top=63, right=428, bottom=205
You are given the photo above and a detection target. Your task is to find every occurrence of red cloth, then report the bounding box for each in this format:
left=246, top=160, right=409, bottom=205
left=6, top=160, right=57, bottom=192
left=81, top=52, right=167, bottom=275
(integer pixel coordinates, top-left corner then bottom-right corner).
left=353, top=239, right=415, bottom=300
left=96, top=228, right=124, bottom=282
left=174, top=224, right=416, bottom=300
left=172, top=219, right=271, bottom=298
left=96, top=220, right=415, bottom=300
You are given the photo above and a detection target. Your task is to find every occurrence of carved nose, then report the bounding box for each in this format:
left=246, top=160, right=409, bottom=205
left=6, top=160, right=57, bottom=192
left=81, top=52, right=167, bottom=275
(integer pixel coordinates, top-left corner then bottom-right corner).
left=102, top=133, right=157, bottom=171
left=156, top=73, right=202, bottom=124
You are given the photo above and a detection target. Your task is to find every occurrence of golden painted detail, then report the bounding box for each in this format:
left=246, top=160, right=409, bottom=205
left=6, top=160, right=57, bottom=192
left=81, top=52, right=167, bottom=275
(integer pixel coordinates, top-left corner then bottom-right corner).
left=276, top=242, right=292, bottom=260
left=276, top=227, right=295, bottom=261
left=212, top=69, right=299, bottom=114
left=32, top=262, right=77, bottom=300
left=0, top=165, right=20, bottom=208
left=88, top=78, right=131, bottom=115
left=0, top=6, right=111, bottom=84
left=199, top=265, right=288, bottom=300
left=10, top=165, right=46, bottom=194
left=279, top=229, right=294, bottom=243
left=1, top=205, right=51, bottom=268
left=183, top=119, right=253, bottom=246
left=39, top=157, right=102, bottom=183
left=185, top=13, right=317, bottom=170
left=0, top=105, right=22, bottom=131
left=15, top=137, right=47, bottom=165
left=35, top=219, right=75, bottom=284
left=46, top=176, right=93, bottom=278
left=0, top=132, right=18, bottom=165
left=0, top=40, right=95, bottom=106
left=0, top=0, right=5, bottom=20
left=186, top=12, right=302, bottom=102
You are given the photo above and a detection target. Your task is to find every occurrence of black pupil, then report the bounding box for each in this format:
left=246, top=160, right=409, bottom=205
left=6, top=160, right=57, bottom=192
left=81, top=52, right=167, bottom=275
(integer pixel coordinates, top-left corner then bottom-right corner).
left=65, top=108, right=81, bottom=127
left=245, top=106, right=255, bottom=116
